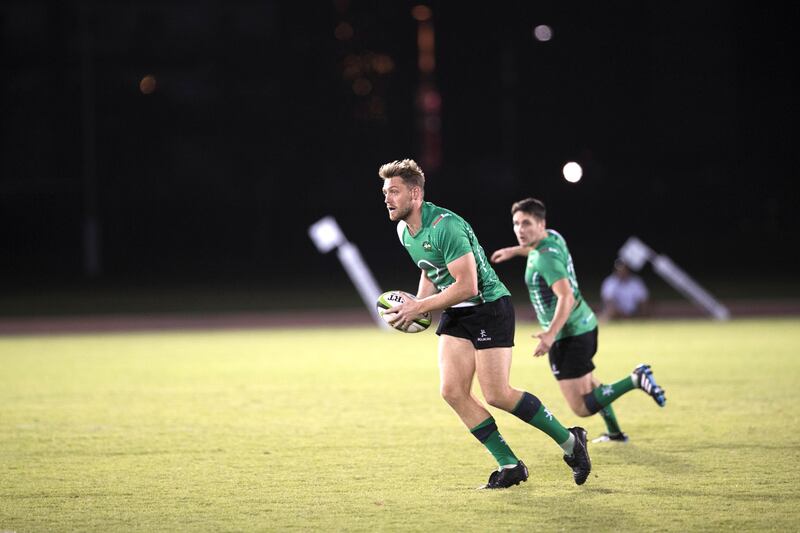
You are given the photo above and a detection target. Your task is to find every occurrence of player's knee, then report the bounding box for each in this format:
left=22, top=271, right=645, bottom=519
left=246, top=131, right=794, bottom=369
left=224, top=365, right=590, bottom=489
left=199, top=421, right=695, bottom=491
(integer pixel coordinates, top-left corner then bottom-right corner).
left=483, top=388, right=514, bottom=411
left=440, top=385, right=469, bottom=406
left=570, top=403, right=592, bottom=417
left=562, top=393, right=592, bottom=417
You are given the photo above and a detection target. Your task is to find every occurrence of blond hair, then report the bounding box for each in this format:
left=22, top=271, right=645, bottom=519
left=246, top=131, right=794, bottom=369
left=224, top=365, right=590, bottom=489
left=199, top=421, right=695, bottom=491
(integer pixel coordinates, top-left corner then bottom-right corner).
left=378, top=159, right=425, bottom=191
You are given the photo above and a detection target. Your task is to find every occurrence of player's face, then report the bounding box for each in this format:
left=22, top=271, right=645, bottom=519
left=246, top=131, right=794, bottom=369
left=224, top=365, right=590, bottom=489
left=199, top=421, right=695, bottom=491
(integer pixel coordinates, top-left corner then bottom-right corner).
left=512, top=211, right=545, bottom=246
left=382, top=177, right=415, bottom=222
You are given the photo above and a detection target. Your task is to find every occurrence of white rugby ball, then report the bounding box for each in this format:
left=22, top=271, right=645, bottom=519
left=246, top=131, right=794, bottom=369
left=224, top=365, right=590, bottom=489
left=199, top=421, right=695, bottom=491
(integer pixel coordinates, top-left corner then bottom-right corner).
left=376, top=290, right=432, bottom=333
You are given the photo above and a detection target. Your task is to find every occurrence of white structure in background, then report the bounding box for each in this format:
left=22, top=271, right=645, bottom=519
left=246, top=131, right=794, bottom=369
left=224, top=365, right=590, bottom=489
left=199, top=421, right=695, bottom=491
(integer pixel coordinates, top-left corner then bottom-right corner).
left=618, top=237, right=730, bottom=320
left=308, top=216, right=388, bottom=328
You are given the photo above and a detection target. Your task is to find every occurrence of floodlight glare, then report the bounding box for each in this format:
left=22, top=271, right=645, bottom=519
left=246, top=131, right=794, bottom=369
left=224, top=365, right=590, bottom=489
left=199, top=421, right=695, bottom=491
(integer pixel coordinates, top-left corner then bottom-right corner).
left=563, top=161, right=583, bottom=183
left=533, top=24, right=553, bottom=42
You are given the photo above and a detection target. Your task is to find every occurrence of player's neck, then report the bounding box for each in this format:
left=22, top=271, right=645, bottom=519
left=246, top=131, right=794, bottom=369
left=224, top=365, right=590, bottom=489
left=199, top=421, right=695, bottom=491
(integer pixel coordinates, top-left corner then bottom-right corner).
left=530, top=230, right=548, bottom=248
left=404, top=206, right=423, bottom=236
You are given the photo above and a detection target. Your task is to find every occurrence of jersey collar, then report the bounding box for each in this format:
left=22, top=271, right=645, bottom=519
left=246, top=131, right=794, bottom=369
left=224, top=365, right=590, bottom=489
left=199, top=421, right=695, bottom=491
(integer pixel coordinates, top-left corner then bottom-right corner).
left=407, top=201, right=434, bottom=237
left=534, top=231, right=555, bottom=251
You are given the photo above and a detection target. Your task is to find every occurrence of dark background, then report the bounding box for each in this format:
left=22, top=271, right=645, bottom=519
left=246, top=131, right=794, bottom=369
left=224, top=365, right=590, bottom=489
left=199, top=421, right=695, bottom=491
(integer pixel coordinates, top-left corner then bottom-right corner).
left=2, top=1, right=798, bottom=313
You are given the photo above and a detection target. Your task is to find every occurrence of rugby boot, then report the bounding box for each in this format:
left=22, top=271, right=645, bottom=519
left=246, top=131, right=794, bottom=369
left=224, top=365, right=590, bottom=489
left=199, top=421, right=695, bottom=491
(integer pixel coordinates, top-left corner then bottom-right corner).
left=633, top=363, right=666, bottom=407
left=563, top=427, right=591, bottom=485
left=479, top=460, right=529, bottom=489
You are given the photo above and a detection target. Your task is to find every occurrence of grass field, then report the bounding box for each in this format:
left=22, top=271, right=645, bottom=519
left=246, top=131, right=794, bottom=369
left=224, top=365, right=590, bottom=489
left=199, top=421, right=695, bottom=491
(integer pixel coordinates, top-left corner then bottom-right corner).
left=2, top=318, right=799, bottom=532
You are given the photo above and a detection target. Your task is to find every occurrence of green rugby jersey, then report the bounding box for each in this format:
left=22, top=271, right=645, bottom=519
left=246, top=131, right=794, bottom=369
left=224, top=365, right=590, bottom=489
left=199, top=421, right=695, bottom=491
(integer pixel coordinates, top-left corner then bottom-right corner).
left=524, top=229, right=597, bottom=340
left=398, top=202, right=510, bottom=306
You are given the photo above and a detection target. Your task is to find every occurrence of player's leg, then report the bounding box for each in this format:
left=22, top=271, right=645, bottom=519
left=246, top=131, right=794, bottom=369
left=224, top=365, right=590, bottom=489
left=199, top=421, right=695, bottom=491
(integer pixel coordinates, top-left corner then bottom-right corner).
left=555, top=372, right=595, bottom=416
left=558, top=373, right=628, bottom=442
left=475, top=346, right=589, bottom=485
left=438, top=334, right=522, bottom=481
left=582, top=364, right=667, bottom=416
left=588, top=375, right=626, bottom=442
left=469, top=295, right=591, bottom=486
left=470, top=299, right=576, bottom=452
left=549, top=328, right=615, bottom=434
left=439, top=334, right=492, bottom=427
left=437, top=305, right=528, bottom=488
left=476, top=346, right=573, bottom=449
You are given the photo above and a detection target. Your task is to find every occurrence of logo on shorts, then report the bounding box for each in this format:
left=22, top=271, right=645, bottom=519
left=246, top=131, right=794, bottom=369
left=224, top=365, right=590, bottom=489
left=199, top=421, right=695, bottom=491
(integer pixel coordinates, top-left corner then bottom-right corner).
left=551, top=364, right=560, bottom=376
left=476, top=329, right=492, bottom=342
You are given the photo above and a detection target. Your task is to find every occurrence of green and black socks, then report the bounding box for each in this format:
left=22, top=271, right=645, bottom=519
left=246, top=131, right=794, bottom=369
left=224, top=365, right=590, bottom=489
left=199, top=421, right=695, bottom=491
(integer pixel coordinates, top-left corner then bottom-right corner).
left=511, top=391, right=575, bottom=455
left=583, top=376, right=635, bottom=436
left=599, top=405, right=622, bottom=435
left=470, top=417, right=518, bottom=468
left=583, top=376, right=635, bottom=414
left=470, top=392, right=579, bottom=465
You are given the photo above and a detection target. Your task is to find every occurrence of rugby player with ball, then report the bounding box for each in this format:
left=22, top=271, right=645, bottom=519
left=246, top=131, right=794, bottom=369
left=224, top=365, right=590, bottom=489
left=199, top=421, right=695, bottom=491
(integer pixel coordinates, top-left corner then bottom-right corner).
left=378, top=158, right=592, bottom=489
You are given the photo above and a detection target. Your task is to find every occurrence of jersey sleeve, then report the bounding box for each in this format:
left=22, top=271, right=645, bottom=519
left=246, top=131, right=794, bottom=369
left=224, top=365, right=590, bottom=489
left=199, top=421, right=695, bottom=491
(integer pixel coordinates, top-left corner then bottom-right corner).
left=537, top=248, right=570, bottom=287
left=434, top=216, right=473, bottom=265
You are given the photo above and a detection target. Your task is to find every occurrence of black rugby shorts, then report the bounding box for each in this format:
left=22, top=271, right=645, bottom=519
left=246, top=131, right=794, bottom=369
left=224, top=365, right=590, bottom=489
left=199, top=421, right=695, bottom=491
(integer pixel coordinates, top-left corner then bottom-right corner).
left=436, top=296, right=515, bottom=349
left=548, top=327, right=598, bottom=380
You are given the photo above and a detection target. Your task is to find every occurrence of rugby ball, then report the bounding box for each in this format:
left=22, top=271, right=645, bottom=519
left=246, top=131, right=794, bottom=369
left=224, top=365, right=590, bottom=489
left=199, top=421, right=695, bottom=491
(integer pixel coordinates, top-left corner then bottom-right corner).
left=376, top=290, right=432, bottom=333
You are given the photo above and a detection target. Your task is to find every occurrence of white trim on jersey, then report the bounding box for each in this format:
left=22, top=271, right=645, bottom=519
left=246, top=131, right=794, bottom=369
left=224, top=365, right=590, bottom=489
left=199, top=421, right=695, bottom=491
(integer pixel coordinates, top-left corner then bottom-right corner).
left=396, top=221, right=407, bottom=244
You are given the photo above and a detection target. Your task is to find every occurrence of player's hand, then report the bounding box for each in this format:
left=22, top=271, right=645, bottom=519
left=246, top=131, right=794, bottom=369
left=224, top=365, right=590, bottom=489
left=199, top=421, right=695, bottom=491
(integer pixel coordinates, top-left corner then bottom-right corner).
left=490, top=247, right=517, bottom=264
left=533, top=331, right=555, bottom=357
left=386, top=294, right=424, bottom=330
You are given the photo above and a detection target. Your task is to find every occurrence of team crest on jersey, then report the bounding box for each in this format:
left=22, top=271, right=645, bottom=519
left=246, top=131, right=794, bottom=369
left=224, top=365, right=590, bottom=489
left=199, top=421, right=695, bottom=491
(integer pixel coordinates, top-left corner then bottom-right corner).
left=423, top=241, right=432, bottom=251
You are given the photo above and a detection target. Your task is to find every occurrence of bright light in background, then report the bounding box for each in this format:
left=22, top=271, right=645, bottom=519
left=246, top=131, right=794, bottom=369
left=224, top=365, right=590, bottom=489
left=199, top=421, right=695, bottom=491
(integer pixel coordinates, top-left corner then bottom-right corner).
left=563, top=161, right=583, bottom=183
left=533, top=24, right=553, bottom=42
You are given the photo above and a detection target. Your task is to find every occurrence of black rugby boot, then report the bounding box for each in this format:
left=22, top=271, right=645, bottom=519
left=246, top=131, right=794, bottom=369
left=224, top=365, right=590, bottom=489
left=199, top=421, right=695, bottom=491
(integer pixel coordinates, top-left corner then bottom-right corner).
left=563, top=427, right=591, bottom=485
left=479, top=460, right=529, bottom=489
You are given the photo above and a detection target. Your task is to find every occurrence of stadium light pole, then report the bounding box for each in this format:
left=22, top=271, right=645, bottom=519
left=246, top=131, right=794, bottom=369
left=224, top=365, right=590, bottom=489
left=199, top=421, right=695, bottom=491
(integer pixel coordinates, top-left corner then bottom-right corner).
left=308, top=216, right=389, bottom=329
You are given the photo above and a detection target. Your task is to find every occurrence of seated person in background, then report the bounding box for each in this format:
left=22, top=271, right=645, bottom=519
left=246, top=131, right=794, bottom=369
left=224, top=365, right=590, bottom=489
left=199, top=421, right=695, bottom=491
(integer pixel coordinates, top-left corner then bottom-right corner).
left=599, top=259, right=649, bottom=321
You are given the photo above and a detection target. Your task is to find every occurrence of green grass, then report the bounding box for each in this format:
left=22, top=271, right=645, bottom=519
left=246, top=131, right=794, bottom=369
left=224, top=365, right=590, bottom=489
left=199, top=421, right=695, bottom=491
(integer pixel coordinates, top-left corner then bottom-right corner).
left=1, top=318, right=799, bottom=532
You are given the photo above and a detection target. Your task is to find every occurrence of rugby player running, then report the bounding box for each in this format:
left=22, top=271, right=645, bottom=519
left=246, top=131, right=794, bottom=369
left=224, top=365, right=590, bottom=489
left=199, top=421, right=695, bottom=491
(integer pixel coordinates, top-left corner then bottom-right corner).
left=379, top=159, right=591, bottom=489
left=491, top=198, right=666, bottom=444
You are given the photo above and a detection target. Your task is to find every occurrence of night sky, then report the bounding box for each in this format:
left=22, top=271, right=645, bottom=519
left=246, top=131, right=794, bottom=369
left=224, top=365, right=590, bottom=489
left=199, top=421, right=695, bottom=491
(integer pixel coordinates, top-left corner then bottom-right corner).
left=2, top=1, right=797, bottom=297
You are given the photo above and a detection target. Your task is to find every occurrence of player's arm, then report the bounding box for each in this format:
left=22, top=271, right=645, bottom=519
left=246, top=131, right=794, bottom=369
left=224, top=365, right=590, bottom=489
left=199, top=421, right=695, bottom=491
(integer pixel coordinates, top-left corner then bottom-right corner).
left=416, top=270, right=437, bottom=299
left=416, top=252, right=478, bottom=313
left=533, top=278, right=574, bottom=357
left=388, top=253, right=478, bottom=329
left=490, top=244, right=531, bottom=264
